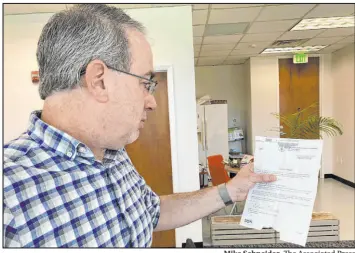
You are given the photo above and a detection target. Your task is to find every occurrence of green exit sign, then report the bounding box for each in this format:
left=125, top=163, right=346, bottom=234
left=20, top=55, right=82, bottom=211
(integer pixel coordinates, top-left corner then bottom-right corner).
left=293, top=53, right=308, bottom=64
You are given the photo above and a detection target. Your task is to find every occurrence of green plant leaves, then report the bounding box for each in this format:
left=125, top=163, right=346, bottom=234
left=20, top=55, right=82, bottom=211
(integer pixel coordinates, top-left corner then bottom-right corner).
left=272, top=102, right=343, bottom=139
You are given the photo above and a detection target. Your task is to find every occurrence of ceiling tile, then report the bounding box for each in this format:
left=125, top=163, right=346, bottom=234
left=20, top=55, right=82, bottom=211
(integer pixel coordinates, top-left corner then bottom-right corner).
left=203, top=34, right=243, bottom=44
left=235, top=42, right=272, bottom=50
left=208, top=7, right=262, bottom=24
left=193, top=25, right=205, bottom=37
left=241, top=32, right=283, bottom=42
left=4, top=4, right=67, bottom=14
left=195, top=58, right=198, bottom=64
left=198, top=57, right=225, bottom=66
left=201, top=44, right=236, bottom=51
left=256, top=4, right=316, bottom=21
left=231, top=48, right=264, bottom=55
left=109, top=4, right=152, bottom=9
left=200, top=50, right=231, bottom=57
left=305, top=4, right=355, bottom=18
left=336, top=35, right=355, bottom=43
left=194, top=48, right=200, bottom=55
left=247, top=20, right=300, bottom=33
left=194, top=37, right=203, bottom=44
left=228, top=53, right=260, bottom=57
left=193, top=10, right=208, bottom=25
left=317, top=28, right=355, bottom=37
left=212, top=4, right=265, bottom=9
left=193, top=4, right=209, bottom=10
left=278, top=30, right=324, bottom=40
left=151, top=4, right=186, bottom=7
left=318, top=43, right=350, bottom=53
left=302, top=36, right=346, bottom=46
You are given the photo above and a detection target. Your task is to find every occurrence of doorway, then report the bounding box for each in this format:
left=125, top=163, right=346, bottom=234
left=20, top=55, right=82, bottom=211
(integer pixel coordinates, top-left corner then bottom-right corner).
left=125, top=71, right=176, bottom=247
left=278, top=57, right=320, bottom=138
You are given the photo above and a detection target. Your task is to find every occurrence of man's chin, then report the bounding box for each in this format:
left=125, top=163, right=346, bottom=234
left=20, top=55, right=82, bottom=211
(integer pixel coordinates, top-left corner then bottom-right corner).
left=125, top=130, right=140, bottom=145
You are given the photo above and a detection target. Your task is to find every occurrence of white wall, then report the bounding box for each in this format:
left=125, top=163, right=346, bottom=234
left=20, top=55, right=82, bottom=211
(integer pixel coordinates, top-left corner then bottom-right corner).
left=331, top=44, right=355, bottom=183
left=248, top=55, right=334, bottom=178
left=320, top=54, right=334, bottom=177
left=249, top=57, right=280, bottom=154
left=4, top=14, right=46, bottom=142
left=195, top=65, right=247, bottom=153
left=244, top=59, right=253, bottom=154
left=4, top=6, right=202, bottom=246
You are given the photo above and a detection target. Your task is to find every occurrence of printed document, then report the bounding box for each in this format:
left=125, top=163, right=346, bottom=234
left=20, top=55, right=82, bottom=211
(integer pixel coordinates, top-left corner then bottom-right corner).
left=240, top=136, right=323, bottom=246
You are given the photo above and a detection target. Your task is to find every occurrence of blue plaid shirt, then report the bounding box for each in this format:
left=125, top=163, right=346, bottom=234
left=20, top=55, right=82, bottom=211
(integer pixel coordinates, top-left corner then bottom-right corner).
left=3, top=111, right=160, bottom=247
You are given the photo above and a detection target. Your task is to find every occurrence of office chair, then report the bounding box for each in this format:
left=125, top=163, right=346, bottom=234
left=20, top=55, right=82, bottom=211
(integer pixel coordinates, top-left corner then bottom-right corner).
left=207, top=155, right=238, bottom=215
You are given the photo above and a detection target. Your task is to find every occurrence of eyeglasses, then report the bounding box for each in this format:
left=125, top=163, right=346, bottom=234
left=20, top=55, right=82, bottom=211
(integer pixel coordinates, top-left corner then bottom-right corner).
left=80, top=65, right=158, bottom=94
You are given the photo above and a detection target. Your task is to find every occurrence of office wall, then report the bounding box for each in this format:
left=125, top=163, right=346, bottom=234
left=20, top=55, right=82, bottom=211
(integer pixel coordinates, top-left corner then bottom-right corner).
left=320, top=54, right=334, bottom=178
left=4, top=6, right=202, bottom=246
left=248, top=55, right=335, bottom=177
left=249, top=57, right=280, bottom=154
left=331, top=44, right=355, bottom=183
left=195, top=65, right=247, bottom=153
left=244, top=60, right=253, bottom=154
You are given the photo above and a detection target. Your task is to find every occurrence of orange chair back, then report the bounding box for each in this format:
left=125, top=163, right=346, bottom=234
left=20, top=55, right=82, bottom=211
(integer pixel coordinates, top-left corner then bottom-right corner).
left=207, top=155, right=230, bottom=186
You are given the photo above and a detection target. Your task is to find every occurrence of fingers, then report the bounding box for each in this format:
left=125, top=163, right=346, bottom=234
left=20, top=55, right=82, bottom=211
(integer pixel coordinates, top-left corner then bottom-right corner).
left=249, top=173, right=277, bottom=183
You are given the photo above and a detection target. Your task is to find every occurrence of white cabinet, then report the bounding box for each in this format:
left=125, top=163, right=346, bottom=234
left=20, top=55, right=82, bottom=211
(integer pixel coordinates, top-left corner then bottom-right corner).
left=197, top=103, right=229, bottom=167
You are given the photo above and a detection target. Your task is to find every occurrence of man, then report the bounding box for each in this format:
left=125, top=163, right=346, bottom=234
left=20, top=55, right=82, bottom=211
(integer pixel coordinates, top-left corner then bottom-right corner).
left=3, top=4, right=276, bottom=247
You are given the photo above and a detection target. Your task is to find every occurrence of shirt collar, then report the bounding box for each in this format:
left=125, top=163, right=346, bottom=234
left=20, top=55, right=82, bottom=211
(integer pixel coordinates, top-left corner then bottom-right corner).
left=27, top=110, right=94, bottom=161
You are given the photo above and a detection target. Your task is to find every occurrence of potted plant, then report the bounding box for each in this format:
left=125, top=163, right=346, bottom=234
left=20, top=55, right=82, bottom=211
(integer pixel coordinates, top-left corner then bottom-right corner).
left=272, top=102, right=343, bottom=139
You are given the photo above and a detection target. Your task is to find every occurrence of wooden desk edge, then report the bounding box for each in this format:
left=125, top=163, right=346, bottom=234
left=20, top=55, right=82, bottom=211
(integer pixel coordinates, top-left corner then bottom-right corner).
left=225, top=167, right=240, bottom=173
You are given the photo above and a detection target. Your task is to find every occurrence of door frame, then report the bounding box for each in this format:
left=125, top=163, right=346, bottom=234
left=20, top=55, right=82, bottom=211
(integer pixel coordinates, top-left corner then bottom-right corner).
left=154, top=65, right=180, bottom=194
left=154, top=65, right=179, bottom=246
left=276, top=55, right=326, bottom=178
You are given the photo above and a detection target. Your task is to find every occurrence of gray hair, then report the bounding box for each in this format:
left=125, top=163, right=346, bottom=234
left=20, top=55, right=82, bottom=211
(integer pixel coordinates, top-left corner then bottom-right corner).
left=36, top=4, right=145, bottom=100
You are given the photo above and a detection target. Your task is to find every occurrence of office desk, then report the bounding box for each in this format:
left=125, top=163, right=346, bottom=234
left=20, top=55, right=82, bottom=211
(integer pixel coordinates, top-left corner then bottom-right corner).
left=199, top=171, right=209, bottom=188
left=224, top=166, right=240, bottom=174
left=225, top=165, right=240, bottom=179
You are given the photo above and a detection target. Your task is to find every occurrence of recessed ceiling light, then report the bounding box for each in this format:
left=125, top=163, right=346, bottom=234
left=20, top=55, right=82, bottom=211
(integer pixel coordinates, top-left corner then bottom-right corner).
left=291, top=16, right=354, bottom=30
left=261, top=45, right=327, bottom=54
left=205, top=23, right=249, bottom=36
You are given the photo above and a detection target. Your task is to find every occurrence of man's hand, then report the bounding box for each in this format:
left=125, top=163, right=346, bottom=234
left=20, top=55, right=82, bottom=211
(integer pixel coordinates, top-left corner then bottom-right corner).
left=226, top=163, right=277, bottom=202
left=155, top=162, right=277, bottom=231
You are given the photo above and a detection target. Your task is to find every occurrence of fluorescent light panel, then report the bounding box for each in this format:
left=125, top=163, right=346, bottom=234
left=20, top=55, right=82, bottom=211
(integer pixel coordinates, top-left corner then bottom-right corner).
left=292, top=16, right=354, bottom=30
left=262, top=45, right=327, bottom=54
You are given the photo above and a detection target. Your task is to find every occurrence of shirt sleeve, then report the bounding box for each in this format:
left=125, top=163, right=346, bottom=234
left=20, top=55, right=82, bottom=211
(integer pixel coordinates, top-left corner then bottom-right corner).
left=140, top=181, right=161, bottom=229
left=3, top=204, right=21, bottom=247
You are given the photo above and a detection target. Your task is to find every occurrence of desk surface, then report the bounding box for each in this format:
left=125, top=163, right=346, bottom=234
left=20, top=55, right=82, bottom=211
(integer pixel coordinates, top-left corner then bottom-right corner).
left=225, top=166, right=240, bottom=174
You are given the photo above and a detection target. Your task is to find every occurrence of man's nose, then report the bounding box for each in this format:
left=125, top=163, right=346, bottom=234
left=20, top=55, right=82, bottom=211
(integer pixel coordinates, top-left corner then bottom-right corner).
left=145, top=93, right=157, bottom=111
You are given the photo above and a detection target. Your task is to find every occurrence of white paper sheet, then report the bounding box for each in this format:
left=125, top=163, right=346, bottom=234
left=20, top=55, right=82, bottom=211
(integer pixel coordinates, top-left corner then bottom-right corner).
left=240, top=136, right=323, bottom=246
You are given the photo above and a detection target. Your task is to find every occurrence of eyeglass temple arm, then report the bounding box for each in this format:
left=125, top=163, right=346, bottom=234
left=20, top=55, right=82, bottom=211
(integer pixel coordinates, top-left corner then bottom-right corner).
left=80, top=65, right=157, bottom=85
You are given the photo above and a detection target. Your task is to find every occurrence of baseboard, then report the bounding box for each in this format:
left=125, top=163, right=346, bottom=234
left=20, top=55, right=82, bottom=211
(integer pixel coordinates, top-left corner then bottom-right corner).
left=324, top=174, right=355, bottom=188
left=181, top=241, right=203, bottom=248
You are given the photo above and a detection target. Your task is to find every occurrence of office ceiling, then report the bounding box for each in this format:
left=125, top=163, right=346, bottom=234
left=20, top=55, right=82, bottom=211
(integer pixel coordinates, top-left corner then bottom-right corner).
left=4, top=4, right=355, bottom=66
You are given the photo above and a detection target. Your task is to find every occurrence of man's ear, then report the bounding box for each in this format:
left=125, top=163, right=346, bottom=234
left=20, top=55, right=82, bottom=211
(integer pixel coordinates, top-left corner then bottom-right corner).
left=84, top=60, right=109, bottom=103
